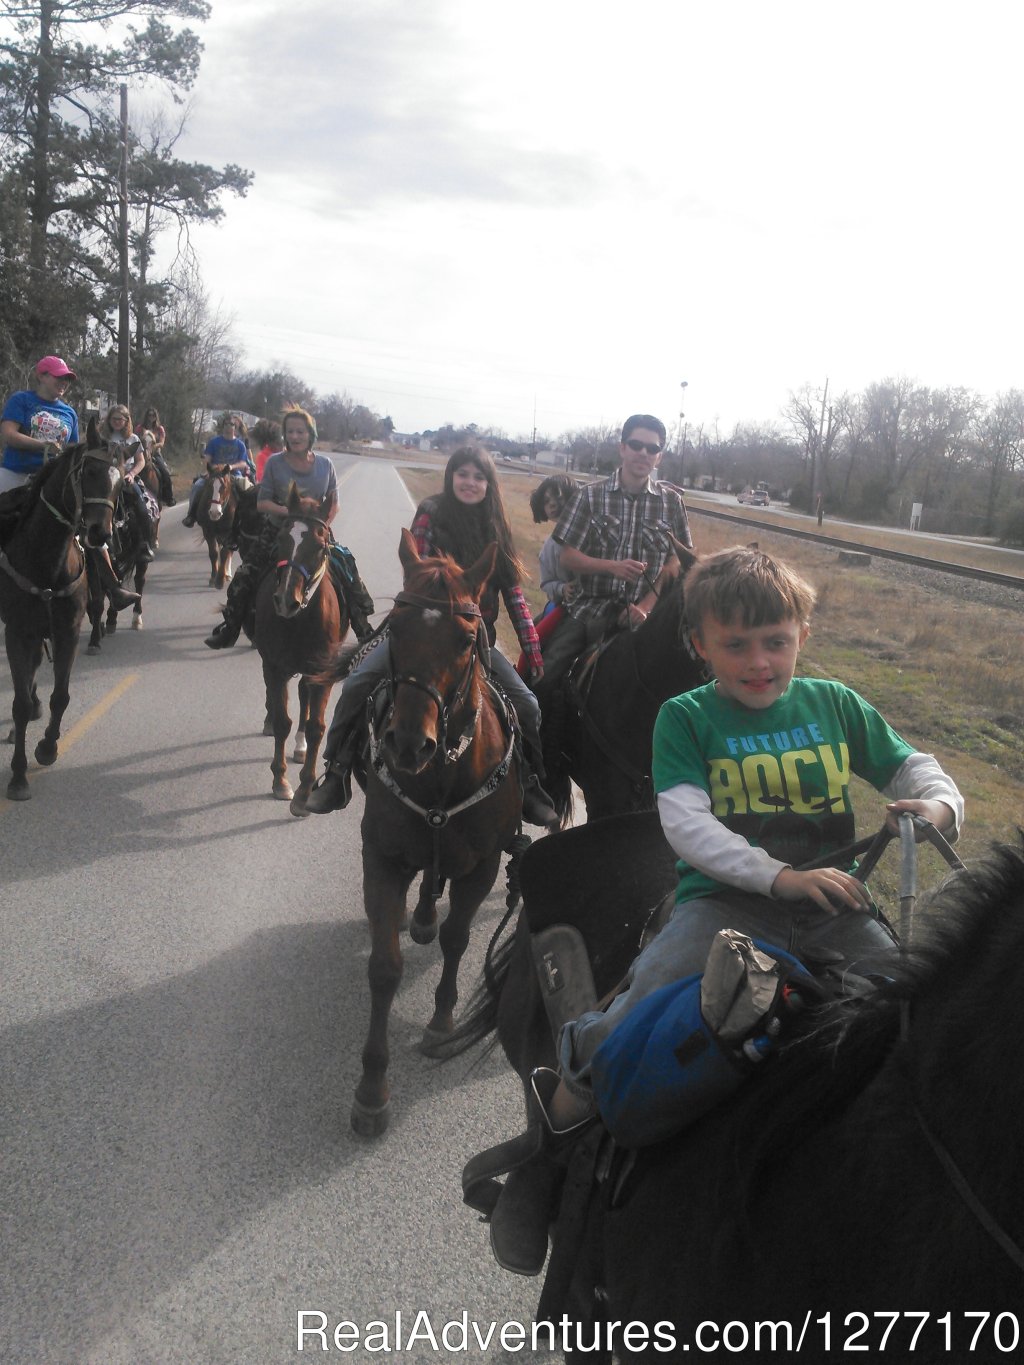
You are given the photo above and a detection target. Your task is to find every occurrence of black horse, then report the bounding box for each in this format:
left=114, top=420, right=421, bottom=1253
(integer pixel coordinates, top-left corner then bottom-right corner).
left=85, top=483, right=157, bottom=649
left=454, top=823, right=1024, bottom=1364
left=0, top=428, right=123, bottom=799
left=544, top=542, right=704, bottom=826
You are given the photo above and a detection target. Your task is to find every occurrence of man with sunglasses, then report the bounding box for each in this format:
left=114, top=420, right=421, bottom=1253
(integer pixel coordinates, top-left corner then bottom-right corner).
left=532, top=413, right=692, bottom=713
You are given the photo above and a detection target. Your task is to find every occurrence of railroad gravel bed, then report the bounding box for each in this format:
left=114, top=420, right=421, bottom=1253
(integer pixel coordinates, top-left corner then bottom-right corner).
left=860, top=553, right=1024, bottom=613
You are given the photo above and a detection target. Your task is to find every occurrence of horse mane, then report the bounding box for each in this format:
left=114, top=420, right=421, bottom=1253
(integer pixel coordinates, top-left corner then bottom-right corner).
left=403, top=553, right=469, bottom=607
left=716, top=836, right=1024, bottom=1198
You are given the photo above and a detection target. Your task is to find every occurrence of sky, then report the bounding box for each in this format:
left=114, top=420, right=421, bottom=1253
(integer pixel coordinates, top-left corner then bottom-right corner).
left=158, top=0, right=1023, bottom=443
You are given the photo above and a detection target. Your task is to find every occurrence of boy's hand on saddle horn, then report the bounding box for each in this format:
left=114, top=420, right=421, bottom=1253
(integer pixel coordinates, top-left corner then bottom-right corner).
left=771, top=865, right=873, bottom=915
left=884, top=798, right=956, bottom=839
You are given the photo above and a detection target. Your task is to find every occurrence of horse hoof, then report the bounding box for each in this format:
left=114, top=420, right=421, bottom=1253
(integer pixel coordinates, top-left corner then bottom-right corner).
left=131, top=616, right=142, bottom=630
left=5, top=779, right=30, bottom=801
left=106, top=618, right=117, bottom=634
left=289, top=794, right=310, bottom=818
left=34, top=742, right=57, bottom=767
left=262, top=718, right=274, bottom=736
left=351, top=1098, right=390, bottom=1138
left=409, top=918, right=438, bottom=946
left=419, top=1027, right=452, bottom=1057
left=87, top=643, right=100, bottom=655
left=292, top=743, right=307, bottom=762
left=273, top=781, right=294, bottom=801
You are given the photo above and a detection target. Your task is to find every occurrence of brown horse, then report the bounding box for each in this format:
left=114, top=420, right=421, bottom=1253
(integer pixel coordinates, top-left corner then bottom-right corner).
left=351, top=528, right=524, bottom=1137
left=0, top=426, right=123, bottom=799
left=544, top=541, right=704, bottom=826
left=194, top=465, right=240, bottom=588
left=254, top=487, right=349, bottom=815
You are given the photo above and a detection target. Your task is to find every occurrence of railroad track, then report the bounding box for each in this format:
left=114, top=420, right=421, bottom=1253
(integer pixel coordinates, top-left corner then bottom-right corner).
left=687, top=504, right=1024, bottom=592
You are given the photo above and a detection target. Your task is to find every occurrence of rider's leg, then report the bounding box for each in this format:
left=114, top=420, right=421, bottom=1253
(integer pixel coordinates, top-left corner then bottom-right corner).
left=129, top=483, right=156, bottom=560
left=205, top=563, right=257, bottom=647
left=488, top=652, right=559, bottom=829
left=154, top=452, right=175, bottom=505
left=89, top=546, right=141, bottom=611
left=485, top=926, right=600, bottom=1275
left=182, top=475, right=204, bottom=527
left=305, top=638, right=391, bottom=813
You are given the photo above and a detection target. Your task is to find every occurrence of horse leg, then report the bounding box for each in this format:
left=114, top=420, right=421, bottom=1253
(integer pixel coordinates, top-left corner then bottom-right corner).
left=289, top=679, right=326, bottom=818
left=410, top=873, right=445, bottom=944
left=85, top=557, right=104, bottom=654
left=4, top=632, right=39, bottom=799
left=131, top=559, right=147, bottom=630
left=263, top=661, right=292, bottom=801
left=35, top=626, right=77, bottom=769
left=293, top=679, right=309, bottom=764
left=206, top=530, right=219, bottom=588
left=422, top=849, right=502, bottom=1051
left=353, top=843, right=417, bottom=1137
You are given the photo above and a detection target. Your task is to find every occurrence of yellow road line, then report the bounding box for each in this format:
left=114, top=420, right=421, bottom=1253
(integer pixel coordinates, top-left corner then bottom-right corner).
left=0, top=670, right=139, bottom=811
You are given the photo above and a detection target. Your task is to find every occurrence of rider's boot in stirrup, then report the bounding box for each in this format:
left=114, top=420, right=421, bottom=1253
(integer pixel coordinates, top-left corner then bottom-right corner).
left=305, top=730, right=359, bottom=814
left=488, top=1067, right=596, bottom=1277
left=520, top=769, right=559, bottom=831
left=204, top=614, right=241, bottom=649
left=92, top=549, right=140, bottom=611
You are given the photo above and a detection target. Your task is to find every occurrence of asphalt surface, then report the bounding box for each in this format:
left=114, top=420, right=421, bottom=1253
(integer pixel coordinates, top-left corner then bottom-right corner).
left=1, top=457, right=558, bottom=1364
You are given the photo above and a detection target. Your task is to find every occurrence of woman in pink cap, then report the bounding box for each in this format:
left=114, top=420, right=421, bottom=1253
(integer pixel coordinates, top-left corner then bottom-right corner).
left=0, top=356, right=80, bottom=494
left=0, top=356, right=139, bottom=610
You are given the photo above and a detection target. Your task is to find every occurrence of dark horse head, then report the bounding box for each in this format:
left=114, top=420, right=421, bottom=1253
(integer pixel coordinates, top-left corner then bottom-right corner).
left=271, top=484, right=334, bottom=620
left=381, top=527, right=497, bottom=775
left=39, top=416, right=124, bottom=551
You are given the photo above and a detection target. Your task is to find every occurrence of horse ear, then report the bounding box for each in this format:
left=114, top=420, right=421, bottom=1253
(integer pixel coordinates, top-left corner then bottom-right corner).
left=398, top=527, right=421, bottom=572
left=462, top=542, right=498, bottom=600
left=287, top=482, right=302, bottom=513
left=86, top=414, right=101, bottom=448
left=671, top=535, right=698, bottom=574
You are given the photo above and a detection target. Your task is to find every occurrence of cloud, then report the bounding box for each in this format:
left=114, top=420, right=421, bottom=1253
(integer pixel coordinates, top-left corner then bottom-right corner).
left=183, top=0, right=603, bottom=215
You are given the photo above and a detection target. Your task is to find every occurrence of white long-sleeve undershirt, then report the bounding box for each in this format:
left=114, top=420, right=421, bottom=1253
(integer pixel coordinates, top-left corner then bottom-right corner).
left=656, top=751, right=964, bottom=899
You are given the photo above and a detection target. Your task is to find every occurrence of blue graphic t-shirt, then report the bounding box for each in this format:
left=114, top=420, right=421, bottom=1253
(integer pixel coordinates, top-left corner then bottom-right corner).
left=653, top=677, right=916, bottom=903
left=1, top=391, right=79, bottom=473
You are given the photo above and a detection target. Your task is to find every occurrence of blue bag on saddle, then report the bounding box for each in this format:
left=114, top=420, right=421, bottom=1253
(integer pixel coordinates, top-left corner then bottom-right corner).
left=590, top=937, right=814, bottom=1149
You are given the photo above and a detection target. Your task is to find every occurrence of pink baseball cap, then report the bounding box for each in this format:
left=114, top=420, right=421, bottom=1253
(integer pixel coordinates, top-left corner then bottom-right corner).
left=36, top=355, right=78, bottom=381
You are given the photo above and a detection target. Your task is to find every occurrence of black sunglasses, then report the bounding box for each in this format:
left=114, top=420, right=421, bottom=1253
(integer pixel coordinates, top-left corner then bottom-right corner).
left=624, top=438, right=662, bottom=456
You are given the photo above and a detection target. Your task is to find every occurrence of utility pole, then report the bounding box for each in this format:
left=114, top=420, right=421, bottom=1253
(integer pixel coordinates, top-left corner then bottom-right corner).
left=677, top=380, right=688, bottom=480
left=813, top=376, right=828, bottom=525
left=117, top=84, right=131, bottom=408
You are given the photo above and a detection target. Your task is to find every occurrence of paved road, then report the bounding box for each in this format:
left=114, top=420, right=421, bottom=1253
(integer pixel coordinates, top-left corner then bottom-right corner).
left=1, top=457, right=554, bottom=1364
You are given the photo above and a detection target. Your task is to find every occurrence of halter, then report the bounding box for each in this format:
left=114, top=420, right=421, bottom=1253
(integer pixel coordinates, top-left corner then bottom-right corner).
left=385, top=589, right=484, bottom=759
left=0, top=446, right=115, bottom=607
left=367, top=588, right=516, bottom=911
left=275, top=515, right=331, bottom=610
left=39, top=446, right=120, bottom=531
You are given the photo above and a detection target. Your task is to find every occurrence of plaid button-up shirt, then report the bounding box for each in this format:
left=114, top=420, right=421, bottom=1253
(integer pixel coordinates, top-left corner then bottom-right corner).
left=553, top=470, right=692, bottom=623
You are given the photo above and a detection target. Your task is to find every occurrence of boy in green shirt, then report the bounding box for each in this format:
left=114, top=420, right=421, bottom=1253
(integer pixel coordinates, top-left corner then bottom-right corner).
left=486, top=545, right=963, bottom=1275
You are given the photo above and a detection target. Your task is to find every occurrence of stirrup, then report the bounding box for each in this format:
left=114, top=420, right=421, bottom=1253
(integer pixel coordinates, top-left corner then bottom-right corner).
left=531, top=925, right=599, bottom=1042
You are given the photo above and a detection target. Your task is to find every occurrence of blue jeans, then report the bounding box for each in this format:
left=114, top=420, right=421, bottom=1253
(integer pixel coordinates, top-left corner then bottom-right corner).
left=558, top=888, right=898, bottom=1091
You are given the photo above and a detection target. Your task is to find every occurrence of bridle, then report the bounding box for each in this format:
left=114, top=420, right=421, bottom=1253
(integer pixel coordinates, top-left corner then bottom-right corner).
left=0, top=446, right=120, bottom=603
left=275, top=515, right=330, bottom=610
left=381, top=590, right=486, bottom=761
left=40, top=445, right=121, bottom=531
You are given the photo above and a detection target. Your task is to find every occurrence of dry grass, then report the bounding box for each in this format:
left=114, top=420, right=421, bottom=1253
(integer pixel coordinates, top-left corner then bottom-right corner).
left=400, top=465, right=1022, bottom=896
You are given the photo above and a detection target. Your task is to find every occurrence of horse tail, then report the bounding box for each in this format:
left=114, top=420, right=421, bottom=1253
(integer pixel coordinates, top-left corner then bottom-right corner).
left=304, top=636, right=365, bottom=686
left=434, top=912, right=520, bottom=1060
left=548, top=769, right=574, bottom=830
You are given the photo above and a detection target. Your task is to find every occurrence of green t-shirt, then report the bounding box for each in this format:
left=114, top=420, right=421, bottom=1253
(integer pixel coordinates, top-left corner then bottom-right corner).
left=652, top=677, right=916, bottom=904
